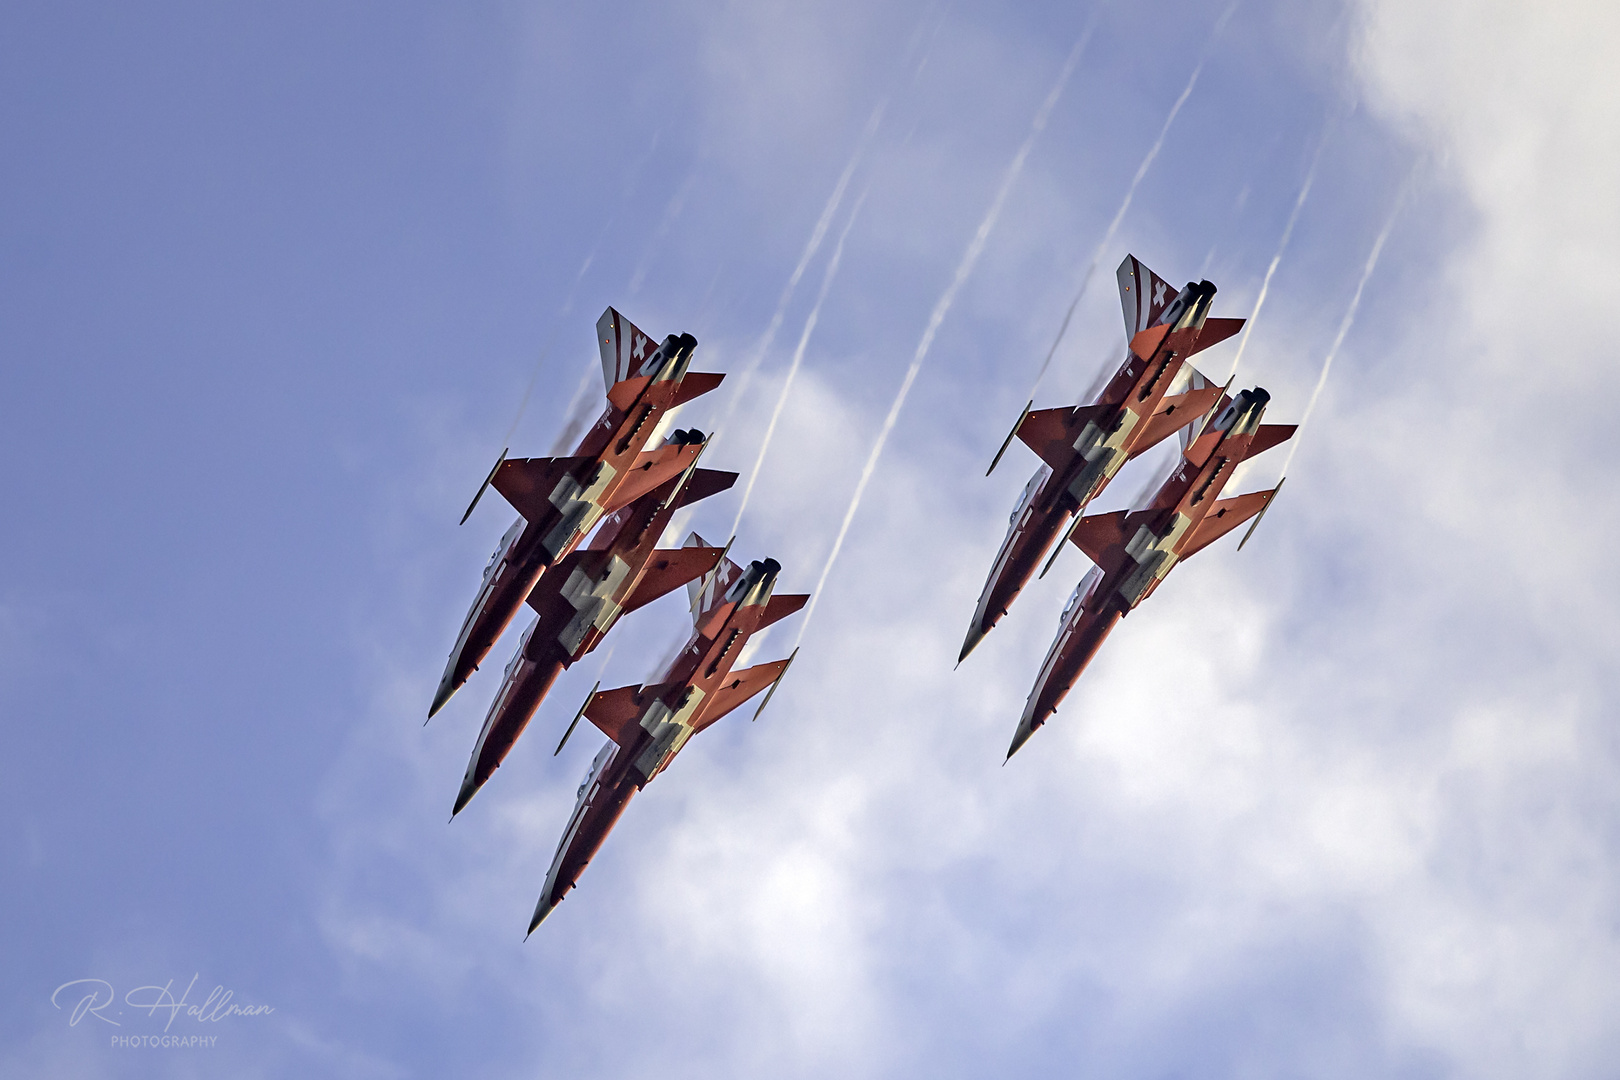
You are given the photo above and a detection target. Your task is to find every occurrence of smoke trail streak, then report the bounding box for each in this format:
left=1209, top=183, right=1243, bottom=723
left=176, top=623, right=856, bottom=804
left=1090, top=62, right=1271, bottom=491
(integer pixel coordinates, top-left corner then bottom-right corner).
left=707, top=102, right=886, bottom=451
left=1279, top=168, right=1416, bottom=477
left=629, top=167, right=700, bottom=295
left=1029, top=0, right=1240, bottom=395
left=730, top=189, right=870, bottom=536
left=1224, top=123, right=1332, bottom=382
left=795, top=21, right=1095, bottom=644
left=503, top=130, right=667, bottom=456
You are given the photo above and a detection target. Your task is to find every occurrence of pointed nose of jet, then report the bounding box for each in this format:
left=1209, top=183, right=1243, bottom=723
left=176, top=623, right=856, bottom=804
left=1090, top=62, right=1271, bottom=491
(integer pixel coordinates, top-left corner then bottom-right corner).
left=958, top=622, right=988, bottom=665
left=526, top=895, right=558, bottom=938
left=451, top=777, right=477, bottom=820
left=1005, top=718, right=1038, bottom=762
left=427, top=672, right=457, bottom=721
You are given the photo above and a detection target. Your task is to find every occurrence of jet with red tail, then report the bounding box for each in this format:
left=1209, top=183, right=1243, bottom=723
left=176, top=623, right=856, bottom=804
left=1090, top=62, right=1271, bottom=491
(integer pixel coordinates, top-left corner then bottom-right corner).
left=962, top=255, right=1246, bottom=663
left=429, top=308, right=726, bottom=719
left=527, top=538, right=806, bottom=933
left=451, top=441, right=737, bottom=817
left=1005, top=387, right=1296, bottom=760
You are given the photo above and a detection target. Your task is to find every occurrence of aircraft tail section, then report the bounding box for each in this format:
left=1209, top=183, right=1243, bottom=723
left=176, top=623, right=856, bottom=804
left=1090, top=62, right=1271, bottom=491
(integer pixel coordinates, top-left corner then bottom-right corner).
left=597, top=306, right=697, bottom=400
left=1241, top=423, right=1297, bottom=462
left=601, top=439, right=705, bottom=515
left=1117, top=255, right=1179, bottom=338
left=1180, top=488, right=1279, bottom=558
left=685, top=532, right=743, bottom=625
left=1129, top=380, right=1227, bottom=458
left=755, top=592, right=809, bottom=632
left=673, top=468, right=738, bottom=510
left=1188, top=317, right=1244, bottom=357
left=622, top=546, right=727, bottom=615
left=671, top=371, right=724, bottom=408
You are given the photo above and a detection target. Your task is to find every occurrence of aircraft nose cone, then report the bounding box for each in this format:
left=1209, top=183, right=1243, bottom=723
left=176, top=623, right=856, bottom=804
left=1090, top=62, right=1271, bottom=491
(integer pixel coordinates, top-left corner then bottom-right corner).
left=427, top=673, right=457, bottom=721
left=1005, top=719, right=1037, bottom=762
left=451, top=777, right=477, bottom=819
left=526, top=896, right=558, bottom=938
left=958, top=623, right=988, bottom=665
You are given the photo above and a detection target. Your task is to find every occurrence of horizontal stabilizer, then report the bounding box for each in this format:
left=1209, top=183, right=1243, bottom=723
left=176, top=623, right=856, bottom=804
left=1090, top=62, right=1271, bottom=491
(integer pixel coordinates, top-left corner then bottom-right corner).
left=602, top=442, right=704, bottom=515
left=695, top=658, right=792, bottom=733
left=1129, top=323, right=1171, bottom=360
left=756, top=592, right=809, bottom=632
left=1067, top=510, right=1129, bottom=566
left=622, top=546, right=726, bottom=615
left=1188, top=316, right=1244, bottom=357
left=492, top=455, right=588, bottom=524
left=1017, top=404, right=1103, bottom=474
left=583, top=684, right=647, bottom=747
left=606, top=375, right=652, bottom=413
left=1242, top=423, right=1297, bottom=462
left=673, top=468, right=738, bottom=511
left=1180, top=488, right=1277, bottom=559
left=671, top=371, right=724, bottom=408
left=1128, top=381, right=1227, bottom=459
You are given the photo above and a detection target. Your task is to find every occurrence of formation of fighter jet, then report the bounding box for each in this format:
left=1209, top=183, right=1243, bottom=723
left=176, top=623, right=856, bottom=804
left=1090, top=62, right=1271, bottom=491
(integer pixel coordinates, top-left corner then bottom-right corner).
left=962, top=256, right=1246, bottom=663
left=965, top=254, right=1295, bottom=759
left=431, top=256, right=1299, bottom=936
left=435, top=307, right=805, bottom=934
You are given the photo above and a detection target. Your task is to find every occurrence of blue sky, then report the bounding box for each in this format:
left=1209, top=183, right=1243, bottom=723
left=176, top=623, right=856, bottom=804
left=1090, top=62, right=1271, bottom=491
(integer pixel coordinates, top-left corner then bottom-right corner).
left=5, top=1, right=1619, bottom=1076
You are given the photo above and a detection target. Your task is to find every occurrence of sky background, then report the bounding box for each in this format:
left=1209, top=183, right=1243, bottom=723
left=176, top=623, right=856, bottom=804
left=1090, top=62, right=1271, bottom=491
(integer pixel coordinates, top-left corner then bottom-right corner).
left=4, top=0, right=1618, bottom=1076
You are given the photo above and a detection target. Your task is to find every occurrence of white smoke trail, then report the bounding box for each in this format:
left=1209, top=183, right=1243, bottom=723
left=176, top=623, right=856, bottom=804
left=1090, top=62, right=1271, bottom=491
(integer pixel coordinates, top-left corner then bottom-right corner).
left=1279, top=167, right=1417, bottom=477
left=730, top=188, right=870, bottom=536
left=706, top=101, right=887, bottom=452
left=795, top=21, right=1096, bottom=644
left=503, top=130, right=667, bottom=459
left=629, top=167, right=700, bottom=295
left=1224, top=122, right=1332, bottom=382
left=1029, top=0, right=1240, bottom=395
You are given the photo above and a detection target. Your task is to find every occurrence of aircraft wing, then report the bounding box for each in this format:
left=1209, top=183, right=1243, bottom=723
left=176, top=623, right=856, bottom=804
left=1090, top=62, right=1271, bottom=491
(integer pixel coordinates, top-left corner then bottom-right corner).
left=492, top=455, right=589, bottom=524
left=1128, top=380, right=1227, bottom=458
left=621, top=546, right=726, bottom=615
left=1179, top=488, right=1279, bottom=559
left=525, top=551, right=584, bottom=613
left=693, top=658, right=793, bottom=732
left=583, top=684, right=648, bottom=747
left=1066, top=510, right=1130, bottom=566
left=1016, top=405, right=1104, bottom=474
left=601, top=442, right=704, bottom=514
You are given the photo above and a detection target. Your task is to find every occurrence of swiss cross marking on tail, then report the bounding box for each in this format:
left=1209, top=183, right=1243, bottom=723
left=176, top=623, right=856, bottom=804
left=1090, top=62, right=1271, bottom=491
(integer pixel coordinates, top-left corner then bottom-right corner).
left=631, top=333, right=647, bottom=361
left=1154, top=281, right=1167, bottom=306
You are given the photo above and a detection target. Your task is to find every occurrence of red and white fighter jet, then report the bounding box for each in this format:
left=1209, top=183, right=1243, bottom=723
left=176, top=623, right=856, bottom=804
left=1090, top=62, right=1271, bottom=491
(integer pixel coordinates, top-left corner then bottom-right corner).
left=429, top=308, right=724, bottom=719
left=451, top=441, right=737, bottom=817
left=527, top=539, right=807, bottom=933
left=961, top=255, right=1246, bottom=663
left=1005, top=387, right=1295, bottom=760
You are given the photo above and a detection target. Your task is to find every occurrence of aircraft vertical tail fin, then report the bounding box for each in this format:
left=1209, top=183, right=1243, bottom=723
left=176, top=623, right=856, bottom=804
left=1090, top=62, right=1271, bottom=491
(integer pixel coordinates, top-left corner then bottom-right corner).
left=1116, top=254, right=1179, bottom=339
left=685, top=532, right=742, bottom=626
left=597, top=307, right=696, bottom=399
